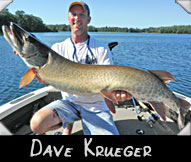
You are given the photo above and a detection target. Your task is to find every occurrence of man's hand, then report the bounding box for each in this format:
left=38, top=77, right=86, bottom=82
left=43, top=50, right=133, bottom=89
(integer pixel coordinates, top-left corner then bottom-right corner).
left=105, top=90, right=132, bottom=114
left=113, top=90, right=129, bottom=102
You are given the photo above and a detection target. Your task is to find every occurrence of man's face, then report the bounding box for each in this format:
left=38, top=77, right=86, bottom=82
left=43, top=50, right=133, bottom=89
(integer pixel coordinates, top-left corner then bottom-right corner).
left=68, top=5, right=91, bottom=36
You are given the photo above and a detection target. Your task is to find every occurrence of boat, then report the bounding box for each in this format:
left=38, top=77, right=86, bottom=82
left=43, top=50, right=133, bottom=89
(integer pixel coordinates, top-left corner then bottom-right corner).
left=0, top=84, right=190, bottom=135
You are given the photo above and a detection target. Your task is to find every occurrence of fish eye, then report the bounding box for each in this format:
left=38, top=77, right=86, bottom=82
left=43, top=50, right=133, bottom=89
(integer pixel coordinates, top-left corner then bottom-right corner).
left=23, top=34, right=30, bottom=41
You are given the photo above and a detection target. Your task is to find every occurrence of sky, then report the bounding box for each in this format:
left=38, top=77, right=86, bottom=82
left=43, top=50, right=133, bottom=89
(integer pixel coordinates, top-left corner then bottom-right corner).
left=5, top=0, right=191, bottom=28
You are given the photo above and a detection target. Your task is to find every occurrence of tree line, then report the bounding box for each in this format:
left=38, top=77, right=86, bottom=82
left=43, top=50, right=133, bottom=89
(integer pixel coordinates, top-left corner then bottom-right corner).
left=0, top=9, right=50, bottom=32
left=1, top=9, right=191, bottom=34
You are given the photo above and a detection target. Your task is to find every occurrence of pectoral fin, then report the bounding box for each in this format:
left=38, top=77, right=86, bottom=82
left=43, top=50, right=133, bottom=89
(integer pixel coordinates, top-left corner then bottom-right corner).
left=149, top=70, right=175, bottom=84
left=19, top=68, right=36, bottom=88
left=104, top=98, right=116, bottom=114
left=101, top=90, right=118, bottom=104
left=149, top=102, right=166, bottom=122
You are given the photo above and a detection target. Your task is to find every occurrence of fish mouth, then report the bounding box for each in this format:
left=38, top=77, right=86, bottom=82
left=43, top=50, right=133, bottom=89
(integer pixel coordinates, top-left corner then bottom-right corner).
left=2, top=23, right=23, bottom=52
left=2, top=22, right=49, bottom=68
left=2, top=23, right=44, bottom=59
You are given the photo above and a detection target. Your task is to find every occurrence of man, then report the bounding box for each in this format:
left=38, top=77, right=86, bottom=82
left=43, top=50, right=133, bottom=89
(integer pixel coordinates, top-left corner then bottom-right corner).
left=30, top=1, right=127, bottom=135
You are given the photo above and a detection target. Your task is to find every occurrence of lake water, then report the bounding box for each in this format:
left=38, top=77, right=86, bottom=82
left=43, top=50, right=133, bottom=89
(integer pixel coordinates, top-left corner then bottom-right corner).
left=0, top=32, right=191, bottom=106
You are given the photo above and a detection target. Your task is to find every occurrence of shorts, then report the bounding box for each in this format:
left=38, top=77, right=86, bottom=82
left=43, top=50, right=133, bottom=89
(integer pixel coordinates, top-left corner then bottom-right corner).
left=44, top=99, right=119, bottom=135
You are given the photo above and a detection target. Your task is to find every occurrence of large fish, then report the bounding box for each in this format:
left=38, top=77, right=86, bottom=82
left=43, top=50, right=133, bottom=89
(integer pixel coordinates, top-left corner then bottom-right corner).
left=2, top=22, right=190, bottom=129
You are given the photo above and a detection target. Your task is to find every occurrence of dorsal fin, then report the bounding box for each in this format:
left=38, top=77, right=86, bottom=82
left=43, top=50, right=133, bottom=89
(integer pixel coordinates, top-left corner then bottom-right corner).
left=149, top=70, right=176, bottom=84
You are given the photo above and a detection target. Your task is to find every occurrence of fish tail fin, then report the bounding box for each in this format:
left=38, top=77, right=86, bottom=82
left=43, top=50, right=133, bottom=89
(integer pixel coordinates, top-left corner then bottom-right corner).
left=177, top=98, right=191, bottom=130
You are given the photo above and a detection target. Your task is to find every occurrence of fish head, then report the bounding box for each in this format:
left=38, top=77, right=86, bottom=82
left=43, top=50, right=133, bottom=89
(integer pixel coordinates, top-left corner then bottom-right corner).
left=2, top=22, right=48, bottom=68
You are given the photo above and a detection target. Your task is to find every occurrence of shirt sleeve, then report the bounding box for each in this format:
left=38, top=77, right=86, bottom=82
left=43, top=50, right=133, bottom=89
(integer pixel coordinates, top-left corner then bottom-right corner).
left=51, top=43, right=59, bottom=53
left=96, top=44, right=113, bottom=65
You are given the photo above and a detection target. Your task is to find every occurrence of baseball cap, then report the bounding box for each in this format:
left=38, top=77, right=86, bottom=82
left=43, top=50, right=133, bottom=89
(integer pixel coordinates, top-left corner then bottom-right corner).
left=69, top=1, right=90, bottom=16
